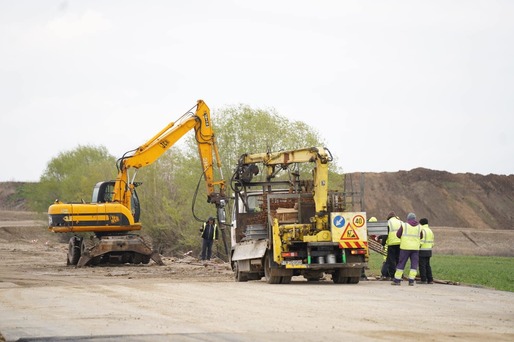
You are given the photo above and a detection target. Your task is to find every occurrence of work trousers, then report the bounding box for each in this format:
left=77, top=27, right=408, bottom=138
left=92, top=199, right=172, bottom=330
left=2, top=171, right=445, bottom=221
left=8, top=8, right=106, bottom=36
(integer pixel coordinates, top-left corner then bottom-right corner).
left=419, top=250, right=433, bottom=282
left=395, top=249, right=420, bottom=281
left=201, top=238, right=214, bottom=260
left=385, top=244, right=400, bottom=278
left=381, top=262, right=389, bottom=277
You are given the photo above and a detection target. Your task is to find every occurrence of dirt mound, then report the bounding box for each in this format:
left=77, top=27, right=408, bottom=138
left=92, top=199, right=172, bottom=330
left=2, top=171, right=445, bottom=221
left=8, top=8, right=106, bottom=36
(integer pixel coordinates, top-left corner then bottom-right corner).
left=348, top=168, right=514, bottom=230
left=0, top=182, right=29, bottom=211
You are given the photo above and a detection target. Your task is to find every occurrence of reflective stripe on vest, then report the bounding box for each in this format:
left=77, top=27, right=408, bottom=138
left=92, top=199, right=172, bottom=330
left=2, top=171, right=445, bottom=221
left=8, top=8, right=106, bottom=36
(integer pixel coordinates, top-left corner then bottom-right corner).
left=387, top=217, right=402, bottom=246
left=420, top=224, right=434, bottom=250
left=400, top=222, right=421, bottom=250
left=203, top=222, right=218, bottom=239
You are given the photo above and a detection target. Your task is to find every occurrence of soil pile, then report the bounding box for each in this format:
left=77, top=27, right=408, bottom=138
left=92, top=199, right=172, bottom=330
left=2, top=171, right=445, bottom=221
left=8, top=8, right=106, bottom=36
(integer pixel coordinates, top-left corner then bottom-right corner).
left=347, top=168, right=514, bottom=230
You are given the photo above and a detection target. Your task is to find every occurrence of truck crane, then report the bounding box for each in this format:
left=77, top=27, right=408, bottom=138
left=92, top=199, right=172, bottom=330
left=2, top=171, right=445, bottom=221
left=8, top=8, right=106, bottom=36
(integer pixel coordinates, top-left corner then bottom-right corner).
left=230, top=147, right=369, bottom=284
left=48, top=100, right=227, bottom=266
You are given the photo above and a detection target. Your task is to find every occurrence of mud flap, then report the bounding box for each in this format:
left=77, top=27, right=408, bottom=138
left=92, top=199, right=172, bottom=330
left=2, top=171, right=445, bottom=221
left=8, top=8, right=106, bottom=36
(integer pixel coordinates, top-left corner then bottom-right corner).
left=231, top=239, right=268, bottom=261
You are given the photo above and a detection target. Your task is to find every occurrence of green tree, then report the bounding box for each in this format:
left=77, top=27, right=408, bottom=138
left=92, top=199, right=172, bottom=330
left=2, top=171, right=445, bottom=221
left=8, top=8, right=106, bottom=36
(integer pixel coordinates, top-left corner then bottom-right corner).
left=211, top=104, right=343, bottom=191
left=212, top=104, right=324, bottom=178
left=27, top=145, right=116, bottom=212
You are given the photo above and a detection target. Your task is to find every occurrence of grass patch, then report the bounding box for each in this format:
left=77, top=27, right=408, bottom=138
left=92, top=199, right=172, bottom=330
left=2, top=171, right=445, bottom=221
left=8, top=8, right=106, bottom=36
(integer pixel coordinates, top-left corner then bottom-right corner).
left=367, top=252, right=514, bottom=292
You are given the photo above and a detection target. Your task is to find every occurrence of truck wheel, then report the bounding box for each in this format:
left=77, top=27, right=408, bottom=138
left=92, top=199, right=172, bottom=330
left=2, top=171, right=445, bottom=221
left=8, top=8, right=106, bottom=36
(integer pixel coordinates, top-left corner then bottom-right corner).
left=67, top=238, right=81, bottom=266
left=280, top=276, right=292, bottom=284
left=234, top=261, right=248, bottom=282
left=264, top=253, right=281, bottom=284
left=348, top=276, right=360, bottom=284
left=332, top=269, right=349, bottom=284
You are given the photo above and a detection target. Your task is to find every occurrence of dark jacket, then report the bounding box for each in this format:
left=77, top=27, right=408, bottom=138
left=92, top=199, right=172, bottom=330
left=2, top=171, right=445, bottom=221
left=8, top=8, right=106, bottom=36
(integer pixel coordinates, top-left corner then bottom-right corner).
left=200, top=221, right=219, bottom=240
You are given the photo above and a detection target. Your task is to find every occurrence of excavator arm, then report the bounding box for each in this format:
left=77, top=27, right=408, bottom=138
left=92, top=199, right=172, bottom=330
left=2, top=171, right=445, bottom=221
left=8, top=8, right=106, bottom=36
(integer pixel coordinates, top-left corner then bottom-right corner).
left=113, top=99, right=226, bottom=212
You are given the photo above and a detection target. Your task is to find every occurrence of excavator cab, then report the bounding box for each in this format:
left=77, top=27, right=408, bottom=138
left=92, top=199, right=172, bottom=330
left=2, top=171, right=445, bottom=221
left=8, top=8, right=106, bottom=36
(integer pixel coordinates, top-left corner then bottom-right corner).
left=91, top=181, right=141, bottom=223
left=91, top=181, right=115, bottom=203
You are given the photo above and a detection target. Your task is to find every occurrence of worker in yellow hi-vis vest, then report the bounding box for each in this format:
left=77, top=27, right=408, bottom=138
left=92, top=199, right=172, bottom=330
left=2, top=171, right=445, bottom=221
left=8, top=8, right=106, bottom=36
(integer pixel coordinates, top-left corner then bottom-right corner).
left=391, top=212, right=422, bottom=286
left=418, top=217, right=435, bottom=284
left=384, top=211, right=402, bottom=279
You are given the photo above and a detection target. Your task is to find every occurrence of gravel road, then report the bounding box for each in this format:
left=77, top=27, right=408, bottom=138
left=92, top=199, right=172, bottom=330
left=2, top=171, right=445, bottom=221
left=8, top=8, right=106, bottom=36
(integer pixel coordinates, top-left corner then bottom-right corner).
left=0, top=222, right=513, bottom=341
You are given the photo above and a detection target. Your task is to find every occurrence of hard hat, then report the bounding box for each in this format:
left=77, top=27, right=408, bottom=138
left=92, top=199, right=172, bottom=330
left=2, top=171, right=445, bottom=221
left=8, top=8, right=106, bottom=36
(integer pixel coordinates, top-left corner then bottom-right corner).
left=369, top=216, right=377, bottom=222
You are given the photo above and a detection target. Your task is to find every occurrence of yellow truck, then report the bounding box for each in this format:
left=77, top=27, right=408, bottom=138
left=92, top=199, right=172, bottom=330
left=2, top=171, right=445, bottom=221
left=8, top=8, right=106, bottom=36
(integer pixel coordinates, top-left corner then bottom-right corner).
left=230, top=147, right=369, bottom=284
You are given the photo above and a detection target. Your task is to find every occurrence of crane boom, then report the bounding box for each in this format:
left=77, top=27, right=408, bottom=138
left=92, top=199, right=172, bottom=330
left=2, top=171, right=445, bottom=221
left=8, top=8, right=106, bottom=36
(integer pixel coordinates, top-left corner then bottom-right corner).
left=235, top=146, right=331, bottom=215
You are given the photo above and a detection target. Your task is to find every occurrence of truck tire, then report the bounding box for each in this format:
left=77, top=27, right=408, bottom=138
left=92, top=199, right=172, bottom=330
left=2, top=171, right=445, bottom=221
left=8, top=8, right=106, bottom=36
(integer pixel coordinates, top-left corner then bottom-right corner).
left=264, top=253, right=282, bottom=284
left=333, top=255, right=363, bottom=284
left=280, top=276, right=292, bottom=284
left=347, top=276, right=360, bottom=284
left=233, top=261, right=248, bottom=282
left=332, top=269, right=349, bottom=284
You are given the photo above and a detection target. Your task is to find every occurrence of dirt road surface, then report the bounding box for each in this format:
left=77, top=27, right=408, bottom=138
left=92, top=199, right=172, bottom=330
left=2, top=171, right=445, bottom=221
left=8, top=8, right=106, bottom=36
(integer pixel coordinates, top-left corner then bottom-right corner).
left=1, top=214, right=513, bottom=341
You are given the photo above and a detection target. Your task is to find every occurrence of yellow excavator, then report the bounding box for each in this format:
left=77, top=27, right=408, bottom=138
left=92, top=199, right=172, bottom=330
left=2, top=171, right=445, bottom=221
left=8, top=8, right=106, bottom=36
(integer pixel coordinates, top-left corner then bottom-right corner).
left=48, top=100, right=227, bottom=266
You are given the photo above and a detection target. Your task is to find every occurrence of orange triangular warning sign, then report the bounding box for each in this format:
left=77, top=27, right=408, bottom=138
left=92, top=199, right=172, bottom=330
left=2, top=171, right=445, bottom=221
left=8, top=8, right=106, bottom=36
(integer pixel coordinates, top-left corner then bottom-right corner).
left=340, top=223, right=360, bottom=240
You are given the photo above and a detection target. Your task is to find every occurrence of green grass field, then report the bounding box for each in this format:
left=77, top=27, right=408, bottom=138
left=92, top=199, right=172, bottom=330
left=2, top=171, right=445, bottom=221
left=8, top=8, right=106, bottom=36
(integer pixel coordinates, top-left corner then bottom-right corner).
left=367, top=252, right=514, bottom=292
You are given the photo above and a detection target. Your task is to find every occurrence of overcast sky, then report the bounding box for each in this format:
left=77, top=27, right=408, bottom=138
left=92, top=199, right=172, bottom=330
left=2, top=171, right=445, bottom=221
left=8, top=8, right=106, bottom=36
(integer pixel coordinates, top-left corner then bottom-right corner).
left=1, top=0, right=513, bottom=182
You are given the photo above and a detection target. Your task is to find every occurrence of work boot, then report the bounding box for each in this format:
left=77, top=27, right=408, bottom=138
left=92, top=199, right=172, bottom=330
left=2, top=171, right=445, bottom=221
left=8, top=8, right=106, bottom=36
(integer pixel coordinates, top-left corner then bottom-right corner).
left=408, top=279, right=415, bottom=286
left=391, top=279, right=401, bottom=286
